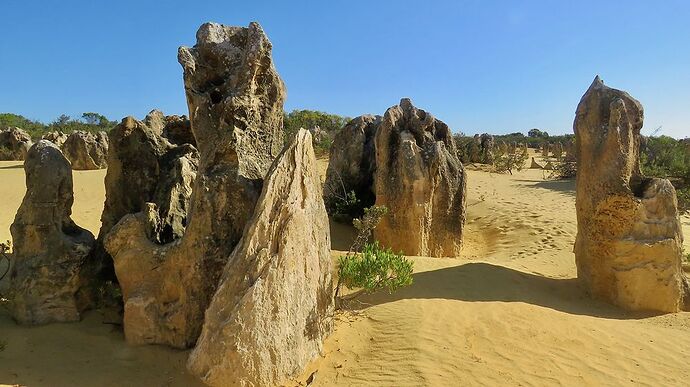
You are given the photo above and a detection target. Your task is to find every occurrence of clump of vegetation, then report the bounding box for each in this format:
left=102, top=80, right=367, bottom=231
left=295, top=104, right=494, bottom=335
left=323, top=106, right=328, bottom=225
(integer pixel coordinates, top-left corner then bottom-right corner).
left=0, top=240, right=10, bottom=283
left=283, top=109, right=350, bottom=155
left=492, top=145, right=529, bottom=174
left=335, top=206, right=414, bottom=307
left=323, top=170, right=372, bottom=221
left=549, top=160, right=577, bottom=179
left=1, top=112, right=117, bottom=139
left=0, top=339, right=6, bottom=352
left=640, top=135, right=690, bottom=212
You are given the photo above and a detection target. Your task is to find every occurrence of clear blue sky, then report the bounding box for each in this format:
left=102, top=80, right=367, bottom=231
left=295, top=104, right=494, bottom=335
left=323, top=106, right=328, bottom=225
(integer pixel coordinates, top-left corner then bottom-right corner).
left=1, top=0, right=689, bottom=138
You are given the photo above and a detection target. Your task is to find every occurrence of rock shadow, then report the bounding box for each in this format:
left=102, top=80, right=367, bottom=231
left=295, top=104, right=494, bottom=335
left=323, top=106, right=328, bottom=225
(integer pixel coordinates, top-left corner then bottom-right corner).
left=348, top=262, right=658, bottom=320
left=515, top=178, right=576, bottom=198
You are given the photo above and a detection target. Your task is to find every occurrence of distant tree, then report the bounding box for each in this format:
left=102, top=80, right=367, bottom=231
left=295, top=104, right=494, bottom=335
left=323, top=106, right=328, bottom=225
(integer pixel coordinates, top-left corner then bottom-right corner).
left=284, top=110, right=349, bottom=140
left=54, top=114, right=71, bottom=127
left=528, top=128, right=549, bottom=138
left=82, top=112, right=111, bottom=127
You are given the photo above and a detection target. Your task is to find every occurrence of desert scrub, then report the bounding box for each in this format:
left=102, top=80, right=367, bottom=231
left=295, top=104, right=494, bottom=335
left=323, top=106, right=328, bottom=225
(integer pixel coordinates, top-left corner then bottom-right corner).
left=492, top=145, right=529, bottom=175
left=549, top=160, right=577, bottom=179
left=335, top=206, right=414, bottom=306
left=338, top=241, right=413, bottom=294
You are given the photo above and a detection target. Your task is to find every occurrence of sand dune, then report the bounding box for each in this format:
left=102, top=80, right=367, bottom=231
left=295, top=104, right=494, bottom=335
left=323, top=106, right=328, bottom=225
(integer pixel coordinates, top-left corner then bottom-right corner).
left=1, top=160, right=690, bottom=386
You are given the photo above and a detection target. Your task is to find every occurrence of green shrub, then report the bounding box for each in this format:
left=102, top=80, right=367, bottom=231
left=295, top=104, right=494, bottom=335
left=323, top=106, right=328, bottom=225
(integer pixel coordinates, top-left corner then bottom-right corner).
left=492, top=146, right=529, bottom=175
left=335, top=206, right=414, bottom=306
left=337, top=241, right=413, bottom=294
left=640, top=136, right=690, bottom=212
left=549, top=160, right=577, bottom=179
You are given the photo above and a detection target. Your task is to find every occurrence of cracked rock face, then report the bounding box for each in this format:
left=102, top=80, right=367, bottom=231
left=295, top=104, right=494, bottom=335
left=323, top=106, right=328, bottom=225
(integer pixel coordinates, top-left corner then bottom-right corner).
left=188, top=129, right=333, bottom=387
left=42, top=131, right=69, bottom=148
left=324, top=115, right=380, bottom=214
left=104, top=21, right=286, bottom=348
left=62, top=130, right=109, bottom=170
left=0, top=127, right=32, bottom=160
left=574, top=76, right=689, bottom=313
left=373, top=98, right=467, bottom=257
left=7, top=141, right=95, bottom=324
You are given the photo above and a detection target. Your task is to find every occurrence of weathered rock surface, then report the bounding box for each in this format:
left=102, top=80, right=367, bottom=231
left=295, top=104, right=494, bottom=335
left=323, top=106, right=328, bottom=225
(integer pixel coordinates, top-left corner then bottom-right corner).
left=530, top=157, right=544, bottom=169
left=541, top=142, right=550, bottom=157
left=100, top=116, right=199, bottom=244
left=161, top=114, right=196, bottom=147
left=374, top=98, right=466, bottom=257
left=467, top=133, right=494, bottom=164
left=552, top=142, right=563, bottom=160
left=105, top=21, right=286, bottom=348
left=0, top=127, right=32, bottom=160
left=324, top=115, right=380, bottom=214
left=62, top=130, right=109, bottom=170
left=143, top=109, right=166, bottom=134
left=7, top=141, right=95, bottom=324
left=188, top=129, right=333, bottom=387
left=42, top=131, right=68, bottom=148
left=574, top=76, right=689, bottom=313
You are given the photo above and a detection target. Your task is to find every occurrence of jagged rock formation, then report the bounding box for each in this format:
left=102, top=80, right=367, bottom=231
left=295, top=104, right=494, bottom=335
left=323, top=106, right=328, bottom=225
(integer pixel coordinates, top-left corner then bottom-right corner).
left=42, top=131, right=68, bottom=148
left=7, top=141, right=95, bottom=324
left=0, top=127, right=32, bottom=160
left=143, top=109, right=166, bottom=134
left=161, top=115, right=195, bottom=147
left=188, top=129, right=333, bottom=387
left=541, top=142, right=550, bottom=157
left=553, top=142, right=563, bottom=160
left=105, top=21, right=286, bottom=348
left=324, top=115, right=380, bottom=214
left=100, top=117, right=199, bottom=244
left=374, top=98, right=466, bottom=257
left=565, top=140, right=576, bottom=162
left=62, top=130, right=109, bottom=170
left=574, top=76, right=689, bottom=313
left=530, top=157, right=544, bottom=169
left=472, top=133, right=494, bottom=164
left=143, top=109, right=196, bottom=147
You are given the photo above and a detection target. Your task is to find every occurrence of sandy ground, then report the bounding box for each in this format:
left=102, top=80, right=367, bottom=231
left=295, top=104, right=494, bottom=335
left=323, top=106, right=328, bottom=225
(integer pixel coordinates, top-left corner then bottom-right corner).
left=1, top=158, right=690, bottom=386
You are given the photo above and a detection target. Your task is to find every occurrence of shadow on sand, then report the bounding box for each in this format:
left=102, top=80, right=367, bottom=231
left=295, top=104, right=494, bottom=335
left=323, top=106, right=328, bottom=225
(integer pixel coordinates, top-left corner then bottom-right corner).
left=0, top=164, right=24, bottom=170
left=348, top=262, right=658, bottom=320
left=515, top=178, right=576, bottom=197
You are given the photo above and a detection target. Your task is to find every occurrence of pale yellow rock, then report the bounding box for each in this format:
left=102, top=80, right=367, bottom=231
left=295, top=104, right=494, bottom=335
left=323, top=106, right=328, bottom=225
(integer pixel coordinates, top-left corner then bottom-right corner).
left=574, top=76, right=689, bottom=312
left=374, top=98, right=466, bottom=257
left=188, top=129, right=333, bottom=386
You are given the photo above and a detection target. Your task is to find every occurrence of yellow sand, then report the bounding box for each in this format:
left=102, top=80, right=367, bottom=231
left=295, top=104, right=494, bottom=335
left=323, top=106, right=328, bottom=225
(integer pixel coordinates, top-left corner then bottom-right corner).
left=1, top=159, right=690, bottom=386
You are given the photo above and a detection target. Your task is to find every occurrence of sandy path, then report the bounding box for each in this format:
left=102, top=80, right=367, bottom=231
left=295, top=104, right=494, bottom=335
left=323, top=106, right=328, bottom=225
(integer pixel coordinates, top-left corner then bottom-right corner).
left=1, top=159, right=689, bottom=386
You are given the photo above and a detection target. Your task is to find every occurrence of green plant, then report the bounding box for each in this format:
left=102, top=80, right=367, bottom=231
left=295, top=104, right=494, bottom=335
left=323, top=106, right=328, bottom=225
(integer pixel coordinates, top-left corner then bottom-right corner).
left=0, top=339, right=6, bottom=352
left=0, top=240, right=11, bottom=283
left=335, top=206, right=414, bottom=306
left=549, top=160, right=577, bottom=179
left=492, top=145, right=529, bottom=175
left=640, top=135, right=690, bottom=212
left=337, top=241, right=413, bottom=294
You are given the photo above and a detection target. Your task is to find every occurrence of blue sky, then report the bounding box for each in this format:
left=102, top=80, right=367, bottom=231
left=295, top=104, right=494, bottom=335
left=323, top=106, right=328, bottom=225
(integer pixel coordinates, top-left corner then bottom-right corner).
left=1, top=0, right=689, bottom=138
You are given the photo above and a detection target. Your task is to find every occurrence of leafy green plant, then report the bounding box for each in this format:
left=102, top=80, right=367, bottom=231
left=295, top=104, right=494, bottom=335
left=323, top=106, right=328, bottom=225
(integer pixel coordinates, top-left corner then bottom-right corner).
left=338, top=242, right=413, bottom=294
left=335, top=206, right=414, bottom=306
left=0, top=240, right=11, bottom=283
left=492, top=145, right=529, bottom=175
left=0, top=339, right=6, bottom=352
left=549, top=160, right=577, bottom=179
left=640, top=136, right=690, bottom=212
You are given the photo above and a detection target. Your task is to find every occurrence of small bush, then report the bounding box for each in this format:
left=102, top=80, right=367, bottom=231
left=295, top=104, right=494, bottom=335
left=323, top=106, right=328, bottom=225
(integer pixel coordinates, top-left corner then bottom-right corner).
left=335, top=206, right=414, bottom=306
left=549, top=160, right=577, bottom=179
left=338, top=241, right=413, bottom=294
left=492, top=146, right=528, bottom=174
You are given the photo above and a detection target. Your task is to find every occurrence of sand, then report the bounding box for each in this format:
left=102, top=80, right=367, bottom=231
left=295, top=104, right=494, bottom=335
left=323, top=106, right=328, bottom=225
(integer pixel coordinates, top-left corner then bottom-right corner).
left=1, top=158, right=690, bottom=386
